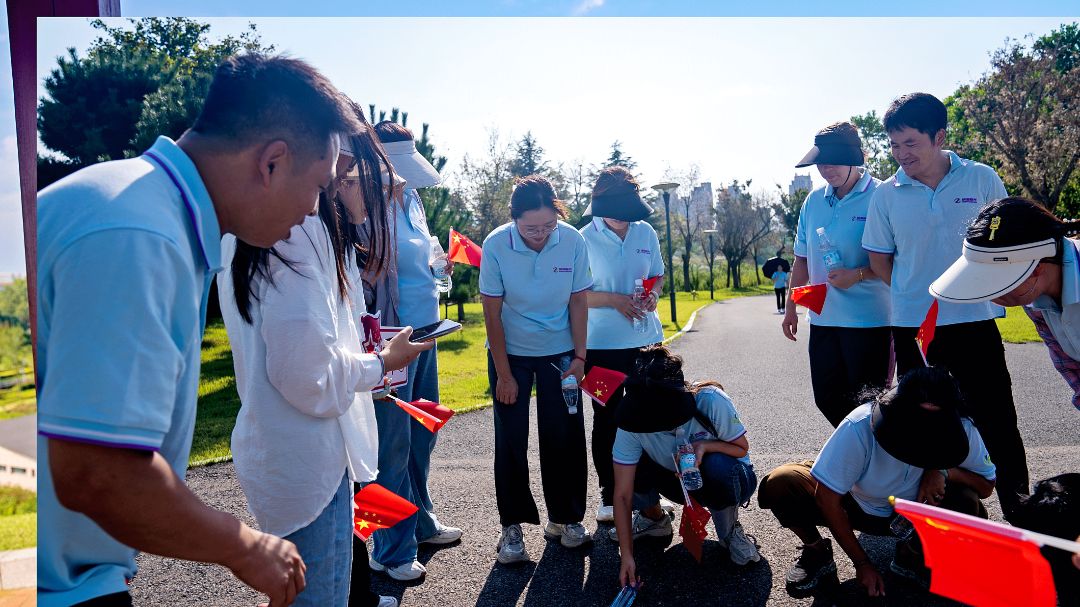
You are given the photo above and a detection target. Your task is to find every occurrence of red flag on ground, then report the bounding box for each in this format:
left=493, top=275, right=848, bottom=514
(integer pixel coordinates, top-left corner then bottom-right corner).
left=893, top=498, right=1063, bottom=607
left=388, top=396, right=453, bottom=433
left=449, top=228, right=483, bottom=267
left=353, top=483, right=419, bottom=540
left=642, top=276, right=660, bottom=296
left=790, top=284, right=828, bottom=314
left=679, top=496, right=711, bottom=563
left=581, top=366, right=628, bottom=406
left=916, top=299, right=939, bottom=362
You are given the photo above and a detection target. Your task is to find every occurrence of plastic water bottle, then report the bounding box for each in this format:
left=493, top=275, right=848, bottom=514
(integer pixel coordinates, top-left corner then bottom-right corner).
left=559, top=355, right=579, bottom=415
left=674, top=426, right=703, bottom=491
left=816, top=227, right=843, bottom=271
left=429, top=236, right=452, bottom=293
left=632, top=279, right=648, bottom=333
left=889, top=512, right=915, bottom=541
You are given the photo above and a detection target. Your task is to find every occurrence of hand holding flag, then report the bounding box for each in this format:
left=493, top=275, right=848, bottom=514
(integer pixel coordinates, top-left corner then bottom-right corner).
left=581, top=366, right=628, bottom=406
left=353, top=483, right=419, bottom=540
left=790, top=284, right=828, bottom=315
left=449, top=228, right=483, bottom=267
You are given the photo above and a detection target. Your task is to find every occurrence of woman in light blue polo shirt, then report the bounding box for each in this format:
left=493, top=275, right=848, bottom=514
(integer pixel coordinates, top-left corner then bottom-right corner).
left=578, top=166, right=664, bottom=524
left=781, top=122, right=891, bottom=427
left=480, top=174, right=593, bottom=565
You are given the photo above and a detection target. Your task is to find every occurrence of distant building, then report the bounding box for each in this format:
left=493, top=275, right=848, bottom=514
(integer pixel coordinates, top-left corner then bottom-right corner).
left=0, top=415, right=36, bottom=492
left=789, top=173, right=813, bottom=196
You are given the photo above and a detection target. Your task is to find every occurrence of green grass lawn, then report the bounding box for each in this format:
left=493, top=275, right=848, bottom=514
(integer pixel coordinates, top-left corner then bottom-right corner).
left=995, top=305, right=1041, bottom=344
left=0, top=513, right=36, bottom=551
left=190, top=286, right=772, bottom=465
left=0, top=381, right=35, bottom=421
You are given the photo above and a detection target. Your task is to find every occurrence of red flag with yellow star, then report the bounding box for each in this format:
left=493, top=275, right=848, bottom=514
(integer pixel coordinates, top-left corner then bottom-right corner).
left=916, top=299, right=939, bottom=362
left=581, top=366, right=628, bottom=406
left=679, top=496, right=711, bottom=563
left=791, top=283, right=828, bottom=315
left=449, top=228, right=483, bottom=267
left=642, top=276, right=660, bottom=296
left=353, top=483, right=419, bottom=540
left=388, top=396, right=454, bottom=433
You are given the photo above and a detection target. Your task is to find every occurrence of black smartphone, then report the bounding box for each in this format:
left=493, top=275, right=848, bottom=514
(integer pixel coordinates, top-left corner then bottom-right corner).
left=408, top=319, right=462, bottom=343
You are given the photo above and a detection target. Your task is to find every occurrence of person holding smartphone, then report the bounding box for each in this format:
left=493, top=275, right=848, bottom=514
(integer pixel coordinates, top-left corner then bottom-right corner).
left=358, top=122, right=463, bottom=584
left=578, top=166, right=664, bottom=524
left=480, top=174, right=593, bottom=564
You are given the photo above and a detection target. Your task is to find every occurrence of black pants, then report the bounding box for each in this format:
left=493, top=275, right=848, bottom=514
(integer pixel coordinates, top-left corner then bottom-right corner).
left=892, top=320, right=1029, bottom=519
left=74, top=593, right=133, bottom=607
left=808, top=325, right=893, bottom=427
left=585, top=346, right=651, bottom=506
left=775, top=287, right=787, bottom=311
left=349, top=484, right=382, bottom=607
left=489, top=350, right=587, bottom=526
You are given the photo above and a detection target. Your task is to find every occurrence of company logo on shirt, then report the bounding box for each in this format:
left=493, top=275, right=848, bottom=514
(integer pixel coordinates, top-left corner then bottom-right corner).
left=954, top=196, right=980, bottom=204
left=636, top=248, right=651, bottom=254
left=851, top=216, right=867, bottom=222
left=553, top=266, right=573, bottom=273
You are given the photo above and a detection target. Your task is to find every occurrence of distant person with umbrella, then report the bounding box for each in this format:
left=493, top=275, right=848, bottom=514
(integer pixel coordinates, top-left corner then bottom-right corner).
left=781, top=121, right=890, bottom=427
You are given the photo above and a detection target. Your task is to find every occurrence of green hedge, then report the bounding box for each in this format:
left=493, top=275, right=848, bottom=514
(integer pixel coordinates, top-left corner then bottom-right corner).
left=0, top=486, right=36, bottom=516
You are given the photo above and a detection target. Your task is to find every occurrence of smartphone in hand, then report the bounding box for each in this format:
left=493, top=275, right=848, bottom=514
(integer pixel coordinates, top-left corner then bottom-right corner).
left=408, top=319, right=462, bottom=343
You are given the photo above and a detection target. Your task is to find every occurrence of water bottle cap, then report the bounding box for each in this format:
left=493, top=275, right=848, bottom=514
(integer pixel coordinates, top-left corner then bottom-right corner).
left=635, top=278, right=643, bottom=285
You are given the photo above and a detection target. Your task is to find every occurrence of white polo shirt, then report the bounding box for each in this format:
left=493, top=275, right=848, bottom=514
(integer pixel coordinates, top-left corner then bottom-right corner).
left=795, top=171, right=890, bottom=327
left=862, top=151, right=1008, bottom=327
left=580, top=218, right=665, bottom=349
left=479, top=221, right=592, bottom=357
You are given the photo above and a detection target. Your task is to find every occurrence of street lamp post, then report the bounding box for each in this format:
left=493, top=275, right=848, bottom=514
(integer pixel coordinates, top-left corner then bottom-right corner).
left=702, top=228, right=718, bottom=300
left=652, top=182, right=680, bottom=324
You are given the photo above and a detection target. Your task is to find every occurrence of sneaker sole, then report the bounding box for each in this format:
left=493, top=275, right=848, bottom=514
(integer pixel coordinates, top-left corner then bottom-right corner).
left=369, top=559, right=426, bottom=581
left=419, top=534, right=462, bottom=546
left=543, top=529, right=594, bottom=548
left=595, top=514, right=615, bottom=523
left=496, top=551, right=531, bottom=565
left=785, top=561, right=838, bottom=598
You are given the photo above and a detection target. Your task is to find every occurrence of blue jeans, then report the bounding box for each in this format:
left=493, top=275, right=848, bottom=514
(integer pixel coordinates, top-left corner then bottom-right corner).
left=371, top=345, right=442, bottom=566
left=632, top=452, right=757, bottom=511
left=284, top=472, right=352, bottom=607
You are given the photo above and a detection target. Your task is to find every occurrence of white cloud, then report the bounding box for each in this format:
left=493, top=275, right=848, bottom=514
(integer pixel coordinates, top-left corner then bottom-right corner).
left=572, top=0, right=604, bottom=16
left=0, top=135, right=27, bottom=278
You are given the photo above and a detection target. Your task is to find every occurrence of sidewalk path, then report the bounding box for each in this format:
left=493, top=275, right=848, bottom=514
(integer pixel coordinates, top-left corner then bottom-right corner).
left=133, top=295, right=1079, bottom=606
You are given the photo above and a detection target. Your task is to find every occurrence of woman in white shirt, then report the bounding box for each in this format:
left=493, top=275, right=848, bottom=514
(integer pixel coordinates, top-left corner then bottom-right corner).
left=218, top=124, right=430, bottom=607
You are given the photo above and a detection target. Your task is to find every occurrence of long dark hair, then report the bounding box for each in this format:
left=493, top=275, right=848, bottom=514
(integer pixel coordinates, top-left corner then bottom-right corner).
left=231, top=101, right=395, bottom=323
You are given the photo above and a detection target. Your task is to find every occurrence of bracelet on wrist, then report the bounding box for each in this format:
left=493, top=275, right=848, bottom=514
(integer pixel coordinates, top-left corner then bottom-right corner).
left=573, top=355, right=587, bottom=364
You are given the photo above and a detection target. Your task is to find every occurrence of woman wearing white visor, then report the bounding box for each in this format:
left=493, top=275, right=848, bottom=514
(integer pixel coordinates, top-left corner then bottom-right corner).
left=930, top=196, right=1080, bottom=412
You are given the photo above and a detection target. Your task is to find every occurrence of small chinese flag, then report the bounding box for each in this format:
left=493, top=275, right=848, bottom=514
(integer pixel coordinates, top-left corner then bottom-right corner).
left=449, top=228, right=483, bottom=267
left=642, top=276, right=660, bottom=296
left=916, top=300, right=939, bottom=361
left=388, top=396, right=454, bottom=433
left=892, top=498, right=1061, bottom=607
left=679, top=496, right=711, bottom=563
left=353, top=483, right=419, bottom=540
left=360, top=314, right=382, bottom=354
left=581, top=366, right=628, bottom=406
left=790, top=284, right=828, bottom=314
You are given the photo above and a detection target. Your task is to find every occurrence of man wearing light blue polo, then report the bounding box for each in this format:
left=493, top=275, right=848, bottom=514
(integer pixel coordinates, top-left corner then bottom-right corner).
left=578, top=166, right=665, bottom=523
left=37, top=55, right=361, bottom=607
left=480, top=175, right=593, bottom=565
left=782, top=122, right=891, bottom=427
left=862, top=92, right=1027, bottom=520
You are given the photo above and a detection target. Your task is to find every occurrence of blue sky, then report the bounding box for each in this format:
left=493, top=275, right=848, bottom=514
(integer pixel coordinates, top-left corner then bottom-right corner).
left=3, top=5, right=1079, bottom=280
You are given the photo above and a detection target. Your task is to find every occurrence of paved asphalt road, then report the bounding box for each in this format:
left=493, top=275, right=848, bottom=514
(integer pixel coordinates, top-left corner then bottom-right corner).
left=132, top=295, right=1079, bottom=606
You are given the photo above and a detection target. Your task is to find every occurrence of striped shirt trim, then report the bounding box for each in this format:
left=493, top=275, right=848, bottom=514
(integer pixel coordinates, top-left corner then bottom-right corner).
left=571, top=282, right=594, bottom=294
left=862, top=244, right=896, bottom=254
left=39, top=430, right=160, bottom=452
left=38, top=422, right=163, bottom=450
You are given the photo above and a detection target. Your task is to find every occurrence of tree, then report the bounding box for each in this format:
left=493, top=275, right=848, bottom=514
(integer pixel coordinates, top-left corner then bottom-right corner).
left=714, top=181, right=775, bottom=289
left=37, top=18, right=272, bottom=186
left=850, top=111, right=899, bottom=180
left=0, top=280, right=31, bottom=375
left=772, top=185, right=809, bottom=248
left=459, top=129, right=515, bottom=243
left=561, top=157, right=595, bottom=226
left=510, top=131, right=549, bottom=178
left=604, top=140, right=637, bottom=171
left=668, top=166, right=711, bottom=291
left=953, top=27, right=1080, bottom=211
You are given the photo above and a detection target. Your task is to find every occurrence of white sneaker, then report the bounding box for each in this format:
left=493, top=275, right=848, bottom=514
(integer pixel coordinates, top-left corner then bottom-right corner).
left=721, top=521, right=761, bottom=565
left=544, top=521, right=593, bottom=548
left=369, top=557, right=426, bottom=581
left=606, top=510, right=674, bottom=542
left=377, top=597, right=398, bottom=607
left=596, top=505, right=614, bottom=523
left=419, top=525, right=463, bottom=545
left=496, top=524, right=530, bottom=565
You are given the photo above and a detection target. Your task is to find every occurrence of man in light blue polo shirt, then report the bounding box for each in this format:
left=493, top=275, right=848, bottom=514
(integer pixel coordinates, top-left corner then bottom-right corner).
left=782, top=122, right=891, bottom=427
left=579, top=166, right=665, bottom=523
left=480, top=175, right=593, bottom=565
left=37, top=55, right=362, bottom=607
left=862, top=92, right=1027, bottom=521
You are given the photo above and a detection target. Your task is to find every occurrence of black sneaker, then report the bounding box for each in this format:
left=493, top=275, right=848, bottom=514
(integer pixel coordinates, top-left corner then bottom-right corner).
left=889, top=539, right=931, bottom=589
left=785, top=538, right=838, bottom=598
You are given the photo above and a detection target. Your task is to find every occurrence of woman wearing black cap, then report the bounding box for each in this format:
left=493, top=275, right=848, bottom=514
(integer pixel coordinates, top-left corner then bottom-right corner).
left=931, top=196, right=1080, bottom=413
left=782, top=121, right=892, bottom=427
left=612, top=346, right=759, bottom=587
left=757, top=367, right=996, bottom=598
left=579, top=166, right=666, bottom=524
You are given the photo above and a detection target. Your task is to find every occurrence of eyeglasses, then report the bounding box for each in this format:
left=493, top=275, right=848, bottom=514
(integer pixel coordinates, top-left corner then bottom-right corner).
left=517, top=221, right=558, bottom=237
